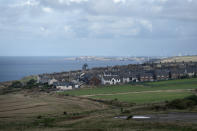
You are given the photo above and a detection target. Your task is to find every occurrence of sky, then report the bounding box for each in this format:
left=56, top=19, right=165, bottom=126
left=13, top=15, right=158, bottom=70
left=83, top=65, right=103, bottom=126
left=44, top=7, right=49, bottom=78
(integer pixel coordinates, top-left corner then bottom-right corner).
left=0, top=0, right=197, bottom=57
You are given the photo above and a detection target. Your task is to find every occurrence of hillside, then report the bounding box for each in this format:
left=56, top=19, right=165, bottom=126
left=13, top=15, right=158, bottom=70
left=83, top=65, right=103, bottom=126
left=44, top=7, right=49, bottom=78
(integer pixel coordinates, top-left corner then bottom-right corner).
left=158, top=56, right=197, bottom=63
left=1, top=78, right=197, bottom=131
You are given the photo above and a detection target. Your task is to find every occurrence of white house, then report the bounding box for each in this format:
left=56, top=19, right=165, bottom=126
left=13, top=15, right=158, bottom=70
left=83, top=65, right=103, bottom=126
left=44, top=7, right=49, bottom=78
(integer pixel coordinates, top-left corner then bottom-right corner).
left=56, top=85, right=73, bottom=90
left=54, top=82, right=73, bottom=91
left=101, top=76, right=121, bottom=85
left=48, top=78, right=58, bottom=85
left=122, top=77, right=130, bottom=83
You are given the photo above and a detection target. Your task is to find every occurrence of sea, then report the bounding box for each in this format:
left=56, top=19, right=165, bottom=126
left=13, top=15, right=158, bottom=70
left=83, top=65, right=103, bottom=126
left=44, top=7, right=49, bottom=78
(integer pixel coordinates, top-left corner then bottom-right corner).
left=0, top=56, right=140, bottom=82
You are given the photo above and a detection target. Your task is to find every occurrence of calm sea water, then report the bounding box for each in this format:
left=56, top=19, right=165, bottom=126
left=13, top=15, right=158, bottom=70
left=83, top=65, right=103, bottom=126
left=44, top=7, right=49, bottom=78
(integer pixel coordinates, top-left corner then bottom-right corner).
left=0, top=56, right=138, bottom=82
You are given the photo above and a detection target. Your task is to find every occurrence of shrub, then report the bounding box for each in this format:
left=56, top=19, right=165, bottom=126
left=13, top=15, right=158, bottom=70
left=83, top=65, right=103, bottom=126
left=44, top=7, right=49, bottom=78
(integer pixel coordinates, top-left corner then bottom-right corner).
left=63, top=111, right=67, bottom=115
left=34, top=117, right=55, bottom=127
left=151, top=105, right=167, bottom=111
left=26, top=79, right=37, bottom=88
left=120, top=108, right=123, bottom=113
left=122, top=110, right=131, bottom=114
left=9, top=81, right=23, bottom=88
left=185, top=95, right=197, bottom=104
left=167, top=99, right=196, bottom=109
left=64, top=93, right=70, bottom=96
left=42, top=118, right=55, bottom=127
left=37, top=115, right=42, bottom=119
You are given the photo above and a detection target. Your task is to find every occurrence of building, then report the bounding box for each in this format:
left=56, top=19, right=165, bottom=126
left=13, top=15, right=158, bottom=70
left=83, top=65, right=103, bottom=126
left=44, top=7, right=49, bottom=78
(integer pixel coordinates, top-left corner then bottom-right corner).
left=53, top=82, right=79, bottom=91
left=140, top=73, right=154, bottom=82
left=48, top=78, right=58, bottom=85
left=101, top=76, right=121, bottom=85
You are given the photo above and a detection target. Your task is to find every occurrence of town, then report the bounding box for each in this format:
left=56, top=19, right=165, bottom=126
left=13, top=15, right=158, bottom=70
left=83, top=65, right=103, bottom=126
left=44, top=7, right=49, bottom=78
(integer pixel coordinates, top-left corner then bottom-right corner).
left=37, top=61, right=197, bottom=90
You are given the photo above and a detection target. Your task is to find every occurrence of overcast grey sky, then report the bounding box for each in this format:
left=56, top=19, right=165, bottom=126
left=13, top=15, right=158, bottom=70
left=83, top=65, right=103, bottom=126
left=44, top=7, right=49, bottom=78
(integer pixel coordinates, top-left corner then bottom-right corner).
left=0, top=0, right=197, bottom=56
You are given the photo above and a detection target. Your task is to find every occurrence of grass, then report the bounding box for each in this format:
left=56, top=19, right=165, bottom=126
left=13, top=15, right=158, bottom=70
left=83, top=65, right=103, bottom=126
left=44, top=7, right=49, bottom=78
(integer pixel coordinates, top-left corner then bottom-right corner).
left=0, top=92, right=107, bottom=123
left=90, top=92, right=193, bottom=104
left=20, top=75, right=37, bottom=83
left=59, top=78, right=197, bottom=104
left=160, top=55, right=197, bottom=63
left=62, top=78, right=197, bottom=96
left=1, top=78, right=197, bottom=131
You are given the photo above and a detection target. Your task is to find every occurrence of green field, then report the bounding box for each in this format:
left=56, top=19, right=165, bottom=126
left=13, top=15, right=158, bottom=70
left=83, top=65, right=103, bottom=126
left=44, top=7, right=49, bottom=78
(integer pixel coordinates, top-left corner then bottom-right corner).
left=90, top=92, right=193, bottom=104
left=64, top=78, right=197, bottom=96
left=61, top=78, right=197, bottom=104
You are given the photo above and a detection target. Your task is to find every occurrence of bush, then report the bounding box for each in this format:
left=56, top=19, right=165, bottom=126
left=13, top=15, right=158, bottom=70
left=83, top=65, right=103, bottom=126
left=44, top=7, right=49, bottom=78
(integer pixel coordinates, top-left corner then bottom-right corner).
left=122, top=110, right=131, bottom=114
left=34, top=117, right=55, bottom=127
left=26, top=79, right=37, bottom=88
left=185, top=95, right=197, bottom=104
left=167, top=98, right=196, bottom=109
left=63, top=111, right=67, bottom=115
left=9, top=81, right=23, bottom=88
left=151, top=105, right=167, bottom=111
left=37, top=115, right=42, bottom=119
left=42, top=118, right=55, bottom=127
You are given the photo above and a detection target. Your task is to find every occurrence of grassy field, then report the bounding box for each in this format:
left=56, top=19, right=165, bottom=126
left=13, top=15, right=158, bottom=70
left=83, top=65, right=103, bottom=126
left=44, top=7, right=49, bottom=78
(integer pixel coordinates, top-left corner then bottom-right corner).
left=63, top=78, right=197, bottom=96
left=1, top=78, right=197, bottom=131
left=90, top=92, right=193, bottom=104
left=0, top=91, right=107, bottom=123
left=60, top=78, right=197, bottom=104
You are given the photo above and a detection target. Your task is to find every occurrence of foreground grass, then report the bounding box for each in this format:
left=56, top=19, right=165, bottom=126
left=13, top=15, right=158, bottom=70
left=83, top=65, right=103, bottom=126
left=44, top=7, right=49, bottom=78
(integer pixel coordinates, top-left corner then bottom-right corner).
left=90, top=92, right=193, bottom=104
left=62, top=78, right=197, bottom=96
left=1, top=112, right=197, bottom=131
left=1, top=89, right=197, bottom=131
left=1, top=78, right=197, bottom=131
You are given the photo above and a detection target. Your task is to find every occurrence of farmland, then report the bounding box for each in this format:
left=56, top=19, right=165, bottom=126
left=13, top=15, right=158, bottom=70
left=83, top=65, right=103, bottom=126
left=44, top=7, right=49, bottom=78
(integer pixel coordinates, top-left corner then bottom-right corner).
left=90, top=91, right=193, bottom=104
left=0, top=78, right=197, bottom=131
left=63, top=78, right=197, bottom=97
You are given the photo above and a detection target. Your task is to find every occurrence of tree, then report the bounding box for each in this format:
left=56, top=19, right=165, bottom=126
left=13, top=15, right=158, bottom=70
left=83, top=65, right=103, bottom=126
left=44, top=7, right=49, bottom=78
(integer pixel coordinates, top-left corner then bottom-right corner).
left=27, top=79, right=36, bottom=85
left=26, top=79, right=37, bottom=88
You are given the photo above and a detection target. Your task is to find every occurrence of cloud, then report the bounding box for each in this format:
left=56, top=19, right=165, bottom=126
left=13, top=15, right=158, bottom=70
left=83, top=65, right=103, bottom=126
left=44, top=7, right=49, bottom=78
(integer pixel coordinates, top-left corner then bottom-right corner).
left=139, top=19, right=153, bottom=32
left=10, top=0, right=39, bottom=7
left=42, top=7, right=53, bottom=13
left=57, top=0, right=88, bottom=5
left=1, top=0, right=197, bottom=39
left=113, top=0, right=126, bottom=4
left=40, top=26, right=46, bottom=32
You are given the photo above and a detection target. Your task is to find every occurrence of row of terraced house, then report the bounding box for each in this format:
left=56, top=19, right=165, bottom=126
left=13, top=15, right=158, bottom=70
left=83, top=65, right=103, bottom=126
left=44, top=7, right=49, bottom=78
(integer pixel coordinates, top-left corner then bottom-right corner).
left=37, top=62, right=197, bottom=90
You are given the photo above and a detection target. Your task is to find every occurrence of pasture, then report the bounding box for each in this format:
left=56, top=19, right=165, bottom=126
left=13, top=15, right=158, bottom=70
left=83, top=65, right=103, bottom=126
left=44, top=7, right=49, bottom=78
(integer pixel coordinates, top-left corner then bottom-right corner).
left=63, top=78, right=197, bottom=104
left=90, top=91, right=193, bottom=104
left=64, top=78, right=197, bottom=95
left=0, top=91, right=107, bottom=123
